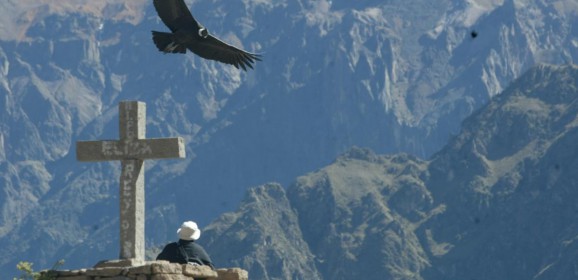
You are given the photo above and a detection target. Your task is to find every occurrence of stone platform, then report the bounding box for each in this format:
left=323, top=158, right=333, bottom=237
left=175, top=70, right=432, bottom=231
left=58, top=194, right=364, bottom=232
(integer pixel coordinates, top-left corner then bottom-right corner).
left=45, top=260, right=248, bottom=280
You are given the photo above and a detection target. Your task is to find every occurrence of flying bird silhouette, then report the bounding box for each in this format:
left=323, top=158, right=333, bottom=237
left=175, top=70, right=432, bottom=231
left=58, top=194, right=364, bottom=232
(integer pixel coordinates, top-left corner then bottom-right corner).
left=151, top=0, right=261, bottom=71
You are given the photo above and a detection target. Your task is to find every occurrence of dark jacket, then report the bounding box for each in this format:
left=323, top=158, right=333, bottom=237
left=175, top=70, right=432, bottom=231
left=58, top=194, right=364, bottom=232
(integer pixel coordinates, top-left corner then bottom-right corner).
left=156, top=239, right=215, bottom=269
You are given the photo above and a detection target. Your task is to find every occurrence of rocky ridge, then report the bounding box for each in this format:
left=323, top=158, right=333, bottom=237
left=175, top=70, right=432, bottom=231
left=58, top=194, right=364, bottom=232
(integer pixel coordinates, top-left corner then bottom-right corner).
left=202, top=64, right=578, bottom=279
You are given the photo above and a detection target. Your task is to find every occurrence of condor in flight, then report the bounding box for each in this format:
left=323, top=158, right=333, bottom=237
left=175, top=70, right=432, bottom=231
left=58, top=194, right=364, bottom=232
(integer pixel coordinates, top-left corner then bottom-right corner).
left=151, top=0, right=262, bottom=71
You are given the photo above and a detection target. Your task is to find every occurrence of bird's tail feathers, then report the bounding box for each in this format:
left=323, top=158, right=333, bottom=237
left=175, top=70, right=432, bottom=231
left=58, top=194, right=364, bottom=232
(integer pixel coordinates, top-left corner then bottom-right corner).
left=152, top=31, right=186, bottom=54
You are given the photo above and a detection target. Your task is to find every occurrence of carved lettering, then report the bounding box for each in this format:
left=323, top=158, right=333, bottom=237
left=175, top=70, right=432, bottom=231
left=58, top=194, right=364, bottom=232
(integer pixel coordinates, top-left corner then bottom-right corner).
left=102, top=142, right=122, bottom=156
left=126, top=120, right=135, bottom=139
left=122, top=161, right=135, bottom=214
left=131, top=142, right=153, bottom=156
left=125, top=161, right=134, bottom=179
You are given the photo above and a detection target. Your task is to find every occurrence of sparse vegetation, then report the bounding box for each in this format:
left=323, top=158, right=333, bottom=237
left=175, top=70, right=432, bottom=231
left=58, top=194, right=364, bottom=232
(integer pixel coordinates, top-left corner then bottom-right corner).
left=13, top=260, right=64, bottom=280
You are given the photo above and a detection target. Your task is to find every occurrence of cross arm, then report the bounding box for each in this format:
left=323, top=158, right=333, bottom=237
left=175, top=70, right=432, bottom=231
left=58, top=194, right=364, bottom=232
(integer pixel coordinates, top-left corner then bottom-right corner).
left=77, top=138, right=186, bottom=162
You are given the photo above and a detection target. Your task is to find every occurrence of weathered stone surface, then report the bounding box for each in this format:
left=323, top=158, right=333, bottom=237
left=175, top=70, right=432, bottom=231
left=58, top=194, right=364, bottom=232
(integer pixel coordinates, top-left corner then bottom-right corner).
left=216, top=268, right=249, bottom=280
left=55, top=276, right=91, bottom=280
left=52, top=269, right=83, bottom=276
left=53, top=259, right=247, bottom=279
left=85, top=267, right=126, bottom=277
left=127, top=264, right=152, bottom=275
left=150, top=262, right=182, bottom=274
left=182, top=264, right=218, bottom=278
left=107, top=277, right=132, bottom=280
left=95, top=259, right=145, bottom=268
left=150, top=274, right=190, bottom=280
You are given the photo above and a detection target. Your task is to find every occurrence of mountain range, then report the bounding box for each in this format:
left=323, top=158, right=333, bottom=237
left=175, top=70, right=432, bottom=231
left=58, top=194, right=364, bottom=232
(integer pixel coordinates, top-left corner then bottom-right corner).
left=203, top=64, right=578, bottom=279
left=0, top=0, right=577, bottom=278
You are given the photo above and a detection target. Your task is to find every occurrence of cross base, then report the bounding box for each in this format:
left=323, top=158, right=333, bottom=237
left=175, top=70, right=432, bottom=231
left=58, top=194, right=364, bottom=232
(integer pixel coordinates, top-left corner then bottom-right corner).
left=94, top=259, right=145, bottom=268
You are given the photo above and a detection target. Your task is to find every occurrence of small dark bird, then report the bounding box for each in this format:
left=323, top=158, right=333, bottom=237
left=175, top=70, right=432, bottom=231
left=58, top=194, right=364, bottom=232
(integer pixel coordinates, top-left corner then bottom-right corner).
left=470, top=30, right=478, bottom=39
left=151, top=0, right=261, bottom=71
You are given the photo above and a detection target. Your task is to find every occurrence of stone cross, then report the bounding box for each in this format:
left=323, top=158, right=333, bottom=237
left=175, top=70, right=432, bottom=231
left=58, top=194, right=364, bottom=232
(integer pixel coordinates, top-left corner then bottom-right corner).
left=76, top=101, right=185, bottom=261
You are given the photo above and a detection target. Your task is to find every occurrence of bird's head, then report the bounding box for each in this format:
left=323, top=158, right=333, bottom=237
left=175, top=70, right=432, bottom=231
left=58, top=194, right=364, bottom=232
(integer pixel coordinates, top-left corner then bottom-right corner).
left=198, top=28, right=209, bottom=39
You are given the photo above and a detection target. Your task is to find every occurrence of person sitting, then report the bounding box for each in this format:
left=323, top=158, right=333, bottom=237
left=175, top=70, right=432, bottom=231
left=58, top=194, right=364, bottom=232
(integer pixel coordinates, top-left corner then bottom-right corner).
left=156, top=221, right=215, bottom=269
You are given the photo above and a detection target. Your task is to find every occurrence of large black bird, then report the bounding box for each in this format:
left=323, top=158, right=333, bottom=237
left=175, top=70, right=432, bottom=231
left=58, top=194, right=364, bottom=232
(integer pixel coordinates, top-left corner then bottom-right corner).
left=151, top=0, right=261, bottom=71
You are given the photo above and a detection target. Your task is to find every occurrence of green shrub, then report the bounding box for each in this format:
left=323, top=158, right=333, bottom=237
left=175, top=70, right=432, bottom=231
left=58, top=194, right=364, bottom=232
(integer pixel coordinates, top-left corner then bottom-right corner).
left=13, top=260, right=64, bottom=280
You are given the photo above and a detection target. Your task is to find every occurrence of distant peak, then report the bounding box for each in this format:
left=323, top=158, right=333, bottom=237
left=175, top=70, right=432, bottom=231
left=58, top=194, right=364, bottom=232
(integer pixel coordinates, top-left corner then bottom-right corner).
left=338, top=146, right=378, bottom=162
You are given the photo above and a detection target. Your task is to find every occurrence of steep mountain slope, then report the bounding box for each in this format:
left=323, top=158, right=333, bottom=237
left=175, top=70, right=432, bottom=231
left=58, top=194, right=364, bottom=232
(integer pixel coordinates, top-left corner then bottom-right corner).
left=205, top=148, right=433, bottom=279
left=203, top=64, right=578, bottom=279
left=0, top=0, right=577, bottom=277
left=423, top=64, right=578, bottom=280
left=203, top=183, right=321, bottom=280
left=287, top=149, right=432, bottom=279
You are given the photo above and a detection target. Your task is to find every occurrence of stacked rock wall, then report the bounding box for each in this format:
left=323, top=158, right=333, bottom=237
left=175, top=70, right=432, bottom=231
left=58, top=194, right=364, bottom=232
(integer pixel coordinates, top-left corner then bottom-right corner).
left=45, top=260, right=248, bottom=280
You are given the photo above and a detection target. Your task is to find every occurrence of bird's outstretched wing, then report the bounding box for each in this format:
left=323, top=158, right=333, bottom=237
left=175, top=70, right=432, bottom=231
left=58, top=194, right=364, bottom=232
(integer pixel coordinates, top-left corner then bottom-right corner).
left=187, top=35, right=262, bottom=71
left=153, top=0, right=197, bottom=32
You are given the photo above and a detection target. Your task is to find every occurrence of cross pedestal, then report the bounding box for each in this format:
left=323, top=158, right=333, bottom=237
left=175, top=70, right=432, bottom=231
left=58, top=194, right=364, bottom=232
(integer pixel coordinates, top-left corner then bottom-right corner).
left=76, top=101, right=185, bottom=261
